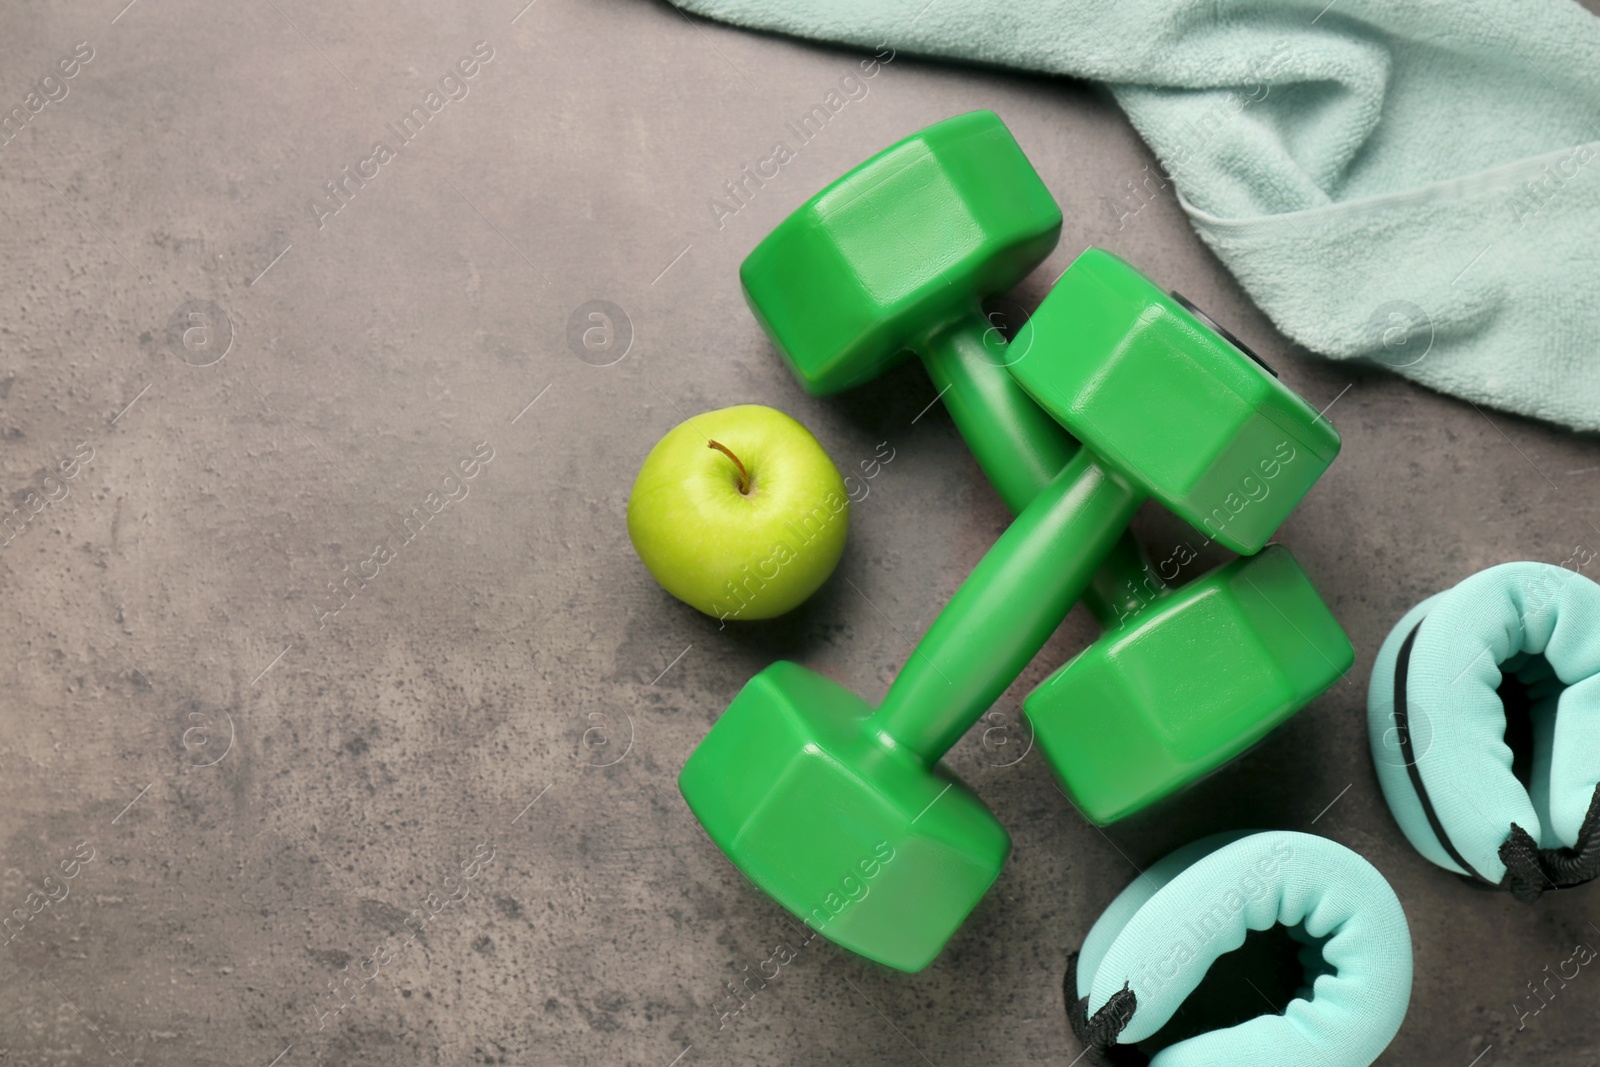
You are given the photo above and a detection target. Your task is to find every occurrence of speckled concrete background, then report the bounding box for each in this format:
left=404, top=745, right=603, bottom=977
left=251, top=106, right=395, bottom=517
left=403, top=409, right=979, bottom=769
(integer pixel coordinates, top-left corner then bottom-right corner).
left=1, top=0, right=1598, bottom=1063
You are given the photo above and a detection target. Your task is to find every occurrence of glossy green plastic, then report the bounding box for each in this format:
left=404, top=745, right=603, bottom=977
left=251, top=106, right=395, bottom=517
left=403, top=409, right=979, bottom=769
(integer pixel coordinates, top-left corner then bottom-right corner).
left=681, top=247, right=1344, bottom=966
left=739, top=110, right=1060, bottom=400
left=1029, top=544, right=1355, bottom=825
left=682, top=246, right=1346, bottom=970
left=680, top=447, right=1139, bottom=973
left=938, top=251, right=1348, bottom=822
left=678, top=663, right=1006, bottom=975
left=738, top=109, right=1161, bottom=622
left=1011, top=249, right=1342, bottom=556
left=691, top=119, right=1350, bottom=971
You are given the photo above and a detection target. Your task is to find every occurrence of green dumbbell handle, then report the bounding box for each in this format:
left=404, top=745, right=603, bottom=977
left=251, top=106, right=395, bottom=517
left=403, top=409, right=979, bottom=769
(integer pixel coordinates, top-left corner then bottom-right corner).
left=922, top=314, right=1072, bottom=511
left=920, top=310, right=1167, bottom=628
left=867, top=447, right=1142, bottom=765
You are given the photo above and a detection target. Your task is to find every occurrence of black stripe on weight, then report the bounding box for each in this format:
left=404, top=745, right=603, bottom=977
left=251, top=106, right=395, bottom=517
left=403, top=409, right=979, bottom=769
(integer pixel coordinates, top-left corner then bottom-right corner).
left=1394, top=619, right=1494, bottom=884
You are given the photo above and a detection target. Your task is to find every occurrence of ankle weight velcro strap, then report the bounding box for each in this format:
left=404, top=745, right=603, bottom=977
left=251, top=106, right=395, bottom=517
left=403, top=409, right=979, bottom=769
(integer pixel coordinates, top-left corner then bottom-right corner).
left=1066, top=832, right=1411, bottom=1067
left=1368, top=562, right=1600, bottom=893
left=1065, top=952, right=1144, bottom=1065
left=1499, top=783, right=1600, bottom=900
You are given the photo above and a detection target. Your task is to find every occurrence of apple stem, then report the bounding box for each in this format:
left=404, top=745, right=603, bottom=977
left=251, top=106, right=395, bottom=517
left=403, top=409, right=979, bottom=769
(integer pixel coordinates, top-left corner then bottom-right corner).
left=706, top=439, right=751, bottom=495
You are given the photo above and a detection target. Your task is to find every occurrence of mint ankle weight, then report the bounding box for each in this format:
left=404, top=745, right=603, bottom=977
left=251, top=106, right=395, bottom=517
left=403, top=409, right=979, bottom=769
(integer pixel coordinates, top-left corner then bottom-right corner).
left=1368, top=562, right=1600, bottom=899
left=1066, top=831, right=1411, bottom=1066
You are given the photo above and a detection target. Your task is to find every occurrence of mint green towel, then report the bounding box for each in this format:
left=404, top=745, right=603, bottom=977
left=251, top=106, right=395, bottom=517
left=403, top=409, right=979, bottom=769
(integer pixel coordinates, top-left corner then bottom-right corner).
left=680, top=0, right=1600, bottom=432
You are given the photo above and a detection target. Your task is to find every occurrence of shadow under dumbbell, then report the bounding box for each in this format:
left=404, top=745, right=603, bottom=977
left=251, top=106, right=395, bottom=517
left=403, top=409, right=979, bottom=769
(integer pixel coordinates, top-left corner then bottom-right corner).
left=825, top=356, right=942, bottom=440
left=690, top=569, right=858, bottom=666
left=1085, top=725, right=1315, bottom=858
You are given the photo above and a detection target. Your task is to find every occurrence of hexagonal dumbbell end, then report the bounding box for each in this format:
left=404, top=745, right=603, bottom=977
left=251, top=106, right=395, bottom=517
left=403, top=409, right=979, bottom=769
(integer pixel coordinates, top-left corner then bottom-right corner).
left=1028, top=545, right=1354, bottom=824
left=1011, top=249, right=1341, bottom=555
left=679, top=661, right=1010, bottom=972
left=740, top=110, right=1061, bottom=395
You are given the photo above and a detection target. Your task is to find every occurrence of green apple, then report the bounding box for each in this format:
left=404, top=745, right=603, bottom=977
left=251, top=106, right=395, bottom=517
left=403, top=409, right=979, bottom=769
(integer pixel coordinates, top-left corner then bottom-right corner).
left=627, top=404, right=849, bottom=622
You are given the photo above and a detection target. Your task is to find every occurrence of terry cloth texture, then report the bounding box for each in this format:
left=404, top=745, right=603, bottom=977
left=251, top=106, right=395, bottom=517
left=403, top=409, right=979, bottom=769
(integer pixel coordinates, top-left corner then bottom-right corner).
left=680, top=0, right=1600, bottom=431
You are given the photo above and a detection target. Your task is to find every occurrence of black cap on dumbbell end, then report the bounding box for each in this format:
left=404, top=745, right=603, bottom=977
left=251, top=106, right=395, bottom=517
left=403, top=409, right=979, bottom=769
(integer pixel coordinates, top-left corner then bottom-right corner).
left=1170, top=292, right=1277, bottom=378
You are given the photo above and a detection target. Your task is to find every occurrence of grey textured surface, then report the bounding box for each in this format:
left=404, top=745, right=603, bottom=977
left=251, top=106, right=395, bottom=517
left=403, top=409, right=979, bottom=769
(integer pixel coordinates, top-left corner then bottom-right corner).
left=1, top=1, right=1598, bottom=1064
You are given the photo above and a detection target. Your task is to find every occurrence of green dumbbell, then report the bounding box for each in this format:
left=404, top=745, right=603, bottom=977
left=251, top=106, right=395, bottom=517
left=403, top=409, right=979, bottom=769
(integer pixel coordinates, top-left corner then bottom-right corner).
left=680, top=249, right=1342, bottom=973
left=740, top=110, right=1352, bottom=822
left=1030, top=544, right=1353, bottom=824
left=741, top=108, right=1145, bottom=620
left=1006, top=251, right=1354, bottom=824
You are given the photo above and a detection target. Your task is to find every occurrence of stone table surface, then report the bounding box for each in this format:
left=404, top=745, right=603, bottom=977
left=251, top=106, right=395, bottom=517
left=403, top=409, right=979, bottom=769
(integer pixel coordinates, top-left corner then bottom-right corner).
left=1, top=0, right=1598, bottom=1064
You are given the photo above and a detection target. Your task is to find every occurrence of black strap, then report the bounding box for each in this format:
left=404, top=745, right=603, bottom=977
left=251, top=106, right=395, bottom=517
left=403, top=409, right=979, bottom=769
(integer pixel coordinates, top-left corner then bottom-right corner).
left=1065, top=952, right=1145, bottom=1065
left=1499, top=782, right=1600, bottom=901
left=1396, top=618, right=1600, bottom=900
left=1393, top=620, right=1493, bottom=884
